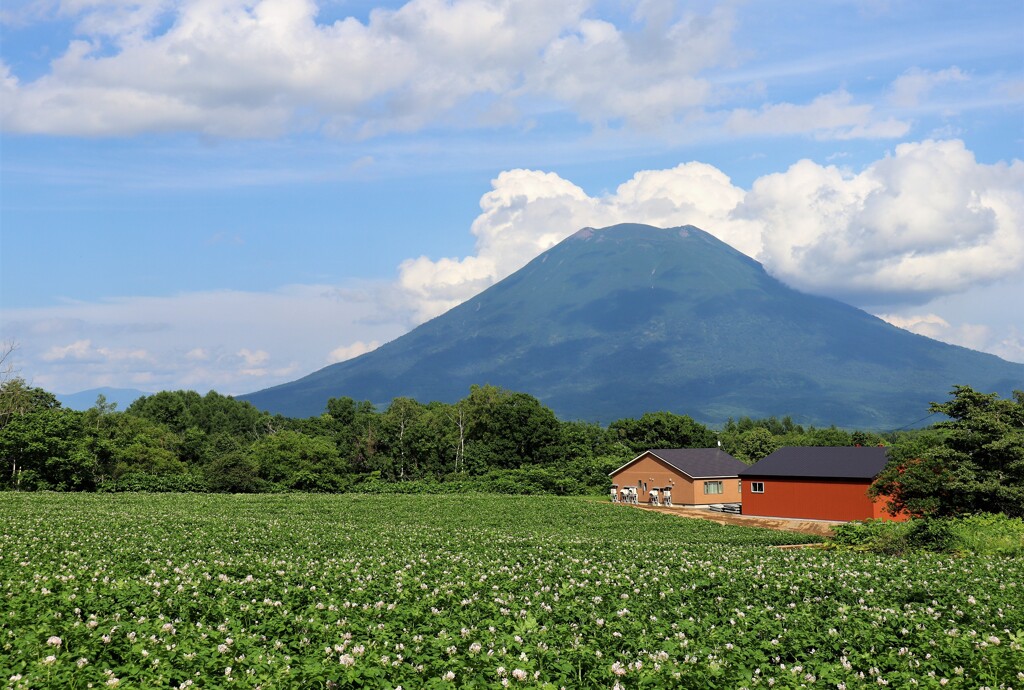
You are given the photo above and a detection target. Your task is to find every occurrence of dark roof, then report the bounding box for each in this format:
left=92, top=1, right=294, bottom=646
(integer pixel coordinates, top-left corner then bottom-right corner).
left=612, top=448, right=748, bottom=479
left=737, top=446, right=890, bottom=480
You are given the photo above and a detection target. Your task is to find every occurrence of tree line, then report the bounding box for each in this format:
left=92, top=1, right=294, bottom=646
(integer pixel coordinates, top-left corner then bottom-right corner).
left=0, top=376, right=902, bottom=496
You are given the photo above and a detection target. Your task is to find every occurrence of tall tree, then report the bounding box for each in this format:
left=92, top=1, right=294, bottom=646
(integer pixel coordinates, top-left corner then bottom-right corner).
left=378, top=397, right=426, bottom=480
left=462, top=385, right=566, bottom=471
left=733, top=427, right=780, bottom=464
left=871, top=386, right=1024, bottom=517
left=0, top=407, right=94, bottom=490
left=247, top=430, right=346, bottom=491
left=608, top=411, right=716, bottom=454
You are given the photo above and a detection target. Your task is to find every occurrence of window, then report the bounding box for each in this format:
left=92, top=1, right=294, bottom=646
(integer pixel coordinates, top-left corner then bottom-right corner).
left=738, top=480, right=742, bottom=494
left=751, top=482, right=764, bottom=493
left=703, top=480, right=723, bottom=495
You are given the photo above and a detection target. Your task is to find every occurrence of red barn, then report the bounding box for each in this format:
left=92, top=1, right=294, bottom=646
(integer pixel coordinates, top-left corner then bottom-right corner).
left=738, top=446, right=906, bottom=522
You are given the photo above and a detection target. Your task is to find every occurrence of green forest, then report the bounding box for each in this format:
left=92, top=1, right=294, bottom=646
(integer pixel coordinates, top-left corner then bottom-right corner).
left=6, top=362, right=1020, bottom=509
left=1, top=375, right=909, bottom=495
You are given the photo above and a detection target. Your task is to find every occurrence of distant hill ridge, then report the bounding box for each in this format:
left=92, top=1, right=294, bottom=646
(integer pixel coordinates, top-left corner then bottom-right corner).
left=241, top=223, right=1023, bottom=428
left=56, top=387, right=150, bottom=412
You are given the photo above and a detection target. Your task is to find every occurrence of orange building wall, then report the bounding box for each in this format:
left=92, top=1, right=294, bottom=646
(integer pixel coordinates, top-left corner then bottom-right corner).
left=611, top=454, right=741, bottom=505
left=741, top=477, right=906, bottom=522
left=871, top=493, right=910, bottom=521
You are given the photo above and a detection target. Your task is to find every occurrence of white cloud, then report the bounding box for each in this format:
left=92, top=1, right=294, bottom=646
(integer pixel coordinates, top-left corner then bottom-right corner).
left=725, top=90, right=910, bottom=140
left=40, top=339, right=93, bottom=362
left=41, top=338, right=149, bottom=363
left=528, top=4, right=735, bottom=129
left=5, top=284, right=410, bottom=394
left=748, top=139, right=1024, bottom=303
left=237, top=348, right=270, bottom=368
left=876, top=312, right=991, bottom=351
left=876, top=311, right=1024, bottom=363
left=8, top=2, right=1000, bottom=147
left=328, top=340, right=381, bottom=364
left=993, top=329, right=1024, bottom=364
left=0, top=0, right=742, bottom=138
left=888, top=66, right=968, bottom=108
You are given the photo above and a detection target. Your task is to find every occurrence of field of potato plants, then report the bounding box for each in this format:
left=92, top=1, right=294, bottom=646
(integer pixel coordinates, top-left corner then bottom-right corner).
left=2, top=494, right=1022, bottom=689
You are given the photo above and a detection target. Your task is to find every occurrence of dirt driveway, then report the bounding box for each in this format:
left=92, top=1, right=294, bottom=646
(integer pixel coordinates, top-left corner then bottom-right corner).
left=629, top=504, right=841, bottom=538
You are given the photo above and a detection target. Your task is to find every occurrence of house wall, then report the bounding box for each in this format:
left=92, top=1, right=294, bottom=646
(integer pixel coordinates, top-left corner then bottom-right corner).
left=740, top=477, right=906, bottom=522
left=871, top=493, right=910, bottom=521
left=611, top=453, right=741, bottom=505
left=612, top=455, right=689, bottom=504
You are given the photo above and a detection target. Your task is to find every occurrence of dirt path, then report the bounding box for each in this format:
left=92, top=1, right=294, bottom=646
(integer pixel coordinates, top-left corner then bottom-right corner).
left=628, top=504, right=841, bottom=538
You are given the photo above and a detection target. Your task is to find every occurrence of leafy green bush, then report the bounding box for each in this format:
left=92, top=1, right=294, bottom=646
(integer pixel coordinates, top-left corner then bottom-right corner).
left=949, top=513, right=1024, bottom=557
left=827, top=519, right=911, bottom=554
left=906, top=517, right=956, bottom=551
left=829, top=513, right=1024, bottom=557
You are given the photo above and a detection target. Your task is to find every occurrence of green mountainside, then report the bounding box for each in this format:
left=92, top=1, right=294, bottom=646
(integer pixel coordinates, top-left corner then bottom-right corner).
left=241, top=224, right=1023, bottom=428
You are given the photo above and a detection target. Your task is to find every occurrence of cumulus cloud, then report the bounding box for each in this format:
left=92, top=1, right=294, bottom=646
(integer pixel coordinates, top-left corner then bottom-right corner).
left=748, top=139, right=1024, bottom=303
left=0, top=0, right=740, bottom=138
left=400, top=139, right=1024, bottom=320
left=528, top=4, right=735, bottom=129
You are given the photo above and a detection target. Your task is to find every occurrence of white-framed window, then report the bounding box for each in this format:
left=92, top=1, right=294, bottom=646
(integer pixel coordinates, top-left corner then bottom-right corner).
left=738, top=480, right=742, bottom=494
left=703, top=480, right=723, bottom=495
left=751, top=481, right=764, bottom=493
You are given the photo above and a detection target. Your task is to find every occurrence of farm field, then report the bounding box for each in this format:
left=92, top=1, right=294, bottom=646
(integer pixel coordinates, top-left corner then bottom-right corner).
left=2, top=494, right=1022, bottom=689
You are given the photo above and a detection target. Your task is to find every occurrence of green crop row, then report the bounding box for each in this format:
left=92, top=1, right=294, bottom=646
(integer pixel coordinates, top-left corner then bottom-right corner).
left=2, top=494, right=1021, bottom=688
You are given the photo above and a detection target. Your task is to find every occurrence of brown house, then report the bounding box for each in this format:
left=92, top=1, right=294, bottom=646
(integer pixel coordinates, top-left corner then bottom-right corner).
left=610, top=448, right=747, bottom=505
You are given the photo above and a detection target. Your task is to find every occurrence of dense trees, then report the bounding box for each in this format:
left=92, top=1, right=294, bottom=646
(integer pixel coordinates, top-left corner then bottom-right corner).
left=871, top=386, right=1024, bottom=518
left=0, top=385, right=606, bottom=493
left=4, top=377, right=1018, bottom=507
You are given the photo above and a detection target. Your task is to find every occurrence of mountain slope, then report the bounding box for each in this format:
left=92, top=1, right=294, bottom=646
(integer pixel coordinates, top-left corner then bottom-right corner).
left=56, top=387, right=150, bottom=411
left=241, top=224, right=1023, bottom=428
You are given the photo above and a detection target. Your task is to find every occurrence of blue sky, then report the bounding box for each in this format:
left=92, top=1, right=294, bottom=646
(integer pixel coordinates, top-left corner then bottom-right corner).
left=1, top=0, right=1022, bottom=398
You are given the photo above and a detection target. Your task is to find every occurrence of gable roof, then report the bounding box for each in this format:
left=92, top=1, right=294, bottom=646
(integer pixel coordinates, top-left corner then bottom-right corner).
left=610, top=448, right=748, bottom=479
left=737, top=446, right=889, bottom=481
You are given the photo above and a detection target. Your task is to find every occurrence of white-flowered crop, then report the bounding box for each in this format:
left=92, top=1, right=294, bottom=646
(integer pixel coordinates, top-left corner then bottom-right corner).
left=1, top=493, right=1021, bottom=688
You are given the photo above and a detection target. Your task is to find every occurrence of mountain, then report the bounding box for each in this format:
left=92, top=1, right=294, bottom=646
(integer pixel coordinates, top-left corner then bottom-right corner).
left=56, top=387, right=150, bottom=412
left=241, top=224, right=1024, bottom=429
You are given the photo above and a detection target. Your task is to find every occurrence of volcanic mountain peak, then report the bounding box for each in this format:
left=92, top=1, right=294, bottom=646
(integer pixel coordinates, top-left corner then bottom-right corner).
left=241, top=223, right=1022, bottom=429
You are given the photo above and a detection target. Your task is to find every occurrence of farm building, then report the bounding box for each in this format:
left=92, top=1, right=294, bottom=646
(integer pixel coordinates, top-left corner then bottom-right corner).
left=737, top=446, right=906, bottom=522
left=610, top=448, right=747, bottom=506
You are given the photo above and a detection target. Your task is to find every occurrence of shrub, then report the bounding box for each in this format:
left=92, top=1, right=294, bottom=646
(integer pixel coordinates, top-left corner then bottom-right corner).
left=828, top=513, right=1024, bottom=556
left=827, top=519, right=911, bottom=554
left=949, top=513, right=1024, bottom=557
